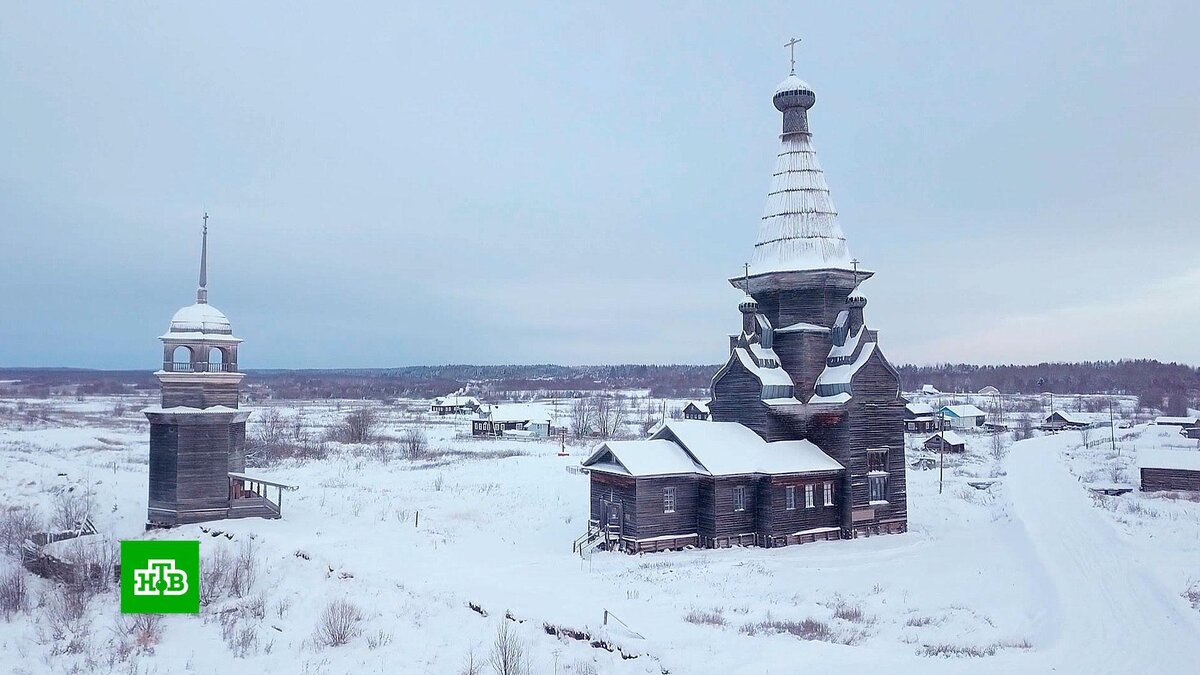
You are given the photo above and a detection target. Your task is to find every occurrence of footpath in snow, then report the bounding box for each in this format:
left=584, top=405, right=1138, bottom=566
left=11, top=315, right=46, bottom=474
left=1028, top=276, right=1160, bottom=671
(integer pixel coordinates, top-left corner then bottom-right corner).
left=1001, top=434, right=1200, bottom=672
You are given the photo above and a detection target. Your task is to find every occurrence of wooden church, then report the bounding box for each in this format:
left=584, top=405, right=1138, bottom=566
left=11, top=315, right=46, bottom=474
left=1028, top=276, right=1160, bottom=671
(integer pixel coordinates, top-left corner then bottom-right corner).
left=143, top=217, right=293, bottom=527
left=581, top=63, right=907, bottom=553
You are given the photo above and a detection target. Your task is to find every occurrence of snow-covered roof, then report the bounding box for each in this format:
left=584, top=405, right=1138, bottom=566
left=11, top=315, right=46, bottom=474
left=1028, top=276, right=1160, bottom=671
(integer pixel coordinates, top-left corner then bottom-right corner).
left=978, top=386, right=1000, bottom=395
left=921, top=384, right=940, bottom=394
left=582, top=439, right=708, bottom=477
left=775, top=321, right=829, bottom=334
left=927, top=431, right=966, bottom=446
left=166, top=302, right=233, bottom=336
left=734, top=348, right=794, bottom=387
left=827, top=326, right=864, bottom=359
left=482, top=403, right=553, bottom=424
left=433, top=395, right=481, bottom=407
left=1046, top=411, right=1110, bottom=425
left=941, top=404, right=986, bottom=418
left=654, top=421, right=843, bottom=476
left=1138, top=449, right=1200, bottom=472
left=142, top=404, right=245, bottom=416
left=815, top=342, right=877, bottom=387
left=906, top=402, right=936, bottom=416
left=774, top=74, right=813, bottom=96
left=1154, top=416, right=1199, bottom=426
left=684, top=401, right=709, bottom=413
left=749, top=129, right=854, bottom=274
left=807, top=392, right=851, bottom=405
left=748, top=342, right=780, bottom=366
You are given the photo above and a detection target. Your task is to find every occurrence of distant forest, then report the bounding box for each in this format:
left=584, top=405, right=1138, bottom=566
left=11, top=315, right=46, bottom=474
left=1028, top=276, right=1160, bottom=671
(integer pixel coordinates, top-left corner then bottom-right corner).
left=2, top=360, right=1196, bottom=412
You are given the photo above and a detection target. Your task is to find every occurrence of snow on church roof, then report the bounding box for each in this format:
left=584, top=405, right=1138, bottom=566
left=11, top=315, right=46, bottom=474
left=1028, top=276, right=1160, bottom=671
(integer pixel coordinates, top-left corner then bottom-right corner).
left=164, top=302, right=233, bottom=336
left=815, top=342, right=877, bottom=387
left=750, top=100, right=854, bottom=274
left=653, top=421, right=843, bottom=476
left=582, top=439, right=708, bottom=477
left=734, top=348, right=793, bottom=387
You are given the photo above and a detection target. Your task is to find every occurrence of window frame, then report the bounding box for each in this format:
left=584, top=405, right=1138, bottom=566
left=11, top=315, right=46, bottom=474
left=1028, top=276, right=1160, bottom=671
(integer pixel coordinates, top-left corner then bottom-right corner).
left=867, top=447, right=889, bottom=473
left=804, top=484, right=815, bottom=509
left=785, top=485, right=796, bottom=510
left=823, top=481, right=834, bottom=507
left=868, top=473, right=889, bottom=503
left=662, top=486, right=676, bottom=514
left=733, top=485, right=747, bottom=512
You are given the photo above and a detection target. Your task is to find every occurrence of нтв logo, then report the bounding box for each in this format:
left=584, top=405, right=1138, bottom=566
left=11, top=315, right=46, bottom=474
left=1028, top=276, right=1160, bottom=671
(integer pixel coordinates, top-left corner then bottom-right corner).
left=120, top=540, right=200, bottom=614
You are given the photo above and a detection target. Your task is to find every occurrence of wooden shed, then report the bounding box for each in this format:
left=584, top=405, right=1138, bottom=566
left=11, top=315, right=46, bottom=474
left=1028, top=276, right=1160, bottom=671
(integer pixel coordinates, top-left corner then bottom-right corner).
left=1139, top=450, right=1200, bottom=492
left=924, top=431, right=966, bottom=453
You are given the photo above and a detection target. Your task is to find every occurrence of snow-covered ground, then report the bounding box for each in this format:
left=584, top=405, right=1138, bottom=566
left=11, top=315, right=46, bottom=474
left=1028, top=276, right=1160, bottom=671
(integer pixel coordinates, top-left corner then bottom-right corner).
left=1, top=394, right=1198, bottom=674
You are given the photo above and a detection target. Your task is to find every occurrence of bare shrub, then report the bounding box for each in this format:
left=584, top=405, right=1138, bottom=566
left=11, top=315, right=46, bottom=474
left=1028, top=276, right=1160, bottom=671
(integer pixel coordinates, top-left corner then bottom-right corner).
left=201, top=547, right=232, bottom=606
left=401, top=428, right=429, bottom=459
left=121, top=613, right=164, bottom=651
left=1013, top=415, right=1035, bottom=441
left=366, top=630, right=392, bottom=650
left=683, top=608, right=727, bottom=626
left=919, top=643, right=998, bottom=658
left=227, top=539, right=259, bottom=598
left=1185, top=580, right=1200, bottom=609
left=489, top=620, right=529, bottom=675
left=460, top=647, right=483, bottom=675
left=0, top=567, right=29, bottom=619
left=905, top=615, right=936, bottom=627
left=44, top=585, right=91, bottom=653
left=335, top=408, right=380, bottom=444
left=0, top=506, right=41, bottom=553
left=52, top=489, right=94, bottom=531
left=832, top=603, right=869, bottom=623
left=313, top=599, right=364, bottom=647
left=59, top=537, right=118, bottom=594
left=569, top=660, right=598, bottom=675
left=249, top=407, right=292, bottom=465
left=741, top=618, right=833, bottom=642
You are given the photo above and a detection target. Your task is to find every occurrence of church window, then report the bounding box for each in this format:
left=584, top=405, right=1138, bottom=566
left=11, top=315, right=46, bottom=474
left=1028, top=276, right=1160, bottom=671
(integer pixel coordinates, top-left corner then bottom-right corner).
left=663, top=487, right=676, bottom=513
left=804, top=484, right=815, bottom=508
left=867, top=447, right=889, bottom=472
left=786, top=486, right=796, bottom=510
left=733, top=486, right=747, bottom=512
left=823, top=481, right=834, bottom=506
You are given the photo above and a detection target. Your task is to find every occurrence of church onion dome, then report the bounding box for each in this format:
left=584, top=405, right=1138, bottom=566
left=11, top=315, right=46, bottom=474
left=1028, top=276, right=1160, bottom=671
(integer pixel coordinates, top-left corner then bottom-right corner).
left=168, top=302, right=233, bottom=335
left=773, top=74, right=815, bottom=111
left=738, top=293, right=760, bottom=313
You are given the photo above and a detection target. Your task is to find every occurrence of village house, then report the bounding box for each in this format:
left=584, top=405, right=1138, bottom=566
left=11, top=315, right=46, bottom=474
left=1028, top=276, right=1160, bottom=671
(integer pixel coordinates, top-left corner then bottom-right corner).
left=921, top=384, right=940, bottom=395
left=1139, top=450, right=1200, bottom=492
left=923, top=431, right=966, bottom=454
left=1154, top=416, right=1199, bottom=428
left=430, top=394, right=482, bottom=416
left=472, top=403, right=552, bottom=438
left=1043, top=410, right=1109, bottom=431
left=904, top=401, right=938, bottom=433
left=939, top=404, right=986, bottom=429
left=682, top=401, right=710, bottom=420
left=579, top=64, right=907, bottom=553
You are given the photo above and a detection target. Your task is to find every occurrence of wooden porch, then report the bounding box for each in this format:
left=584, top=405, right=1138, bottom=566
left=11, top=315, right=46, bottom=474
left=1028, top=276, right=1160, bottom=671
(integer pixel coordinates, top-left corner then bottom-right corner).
left=228, top=472, right=298, bottom=520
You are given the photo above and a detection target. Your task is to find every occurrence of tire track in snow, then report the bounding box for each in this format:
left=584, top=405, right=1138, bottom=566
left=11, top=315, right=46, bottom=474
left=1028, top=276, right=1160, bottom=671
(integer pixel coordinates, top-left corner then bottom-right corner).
left=1002, top=434, right=1200, bottom=671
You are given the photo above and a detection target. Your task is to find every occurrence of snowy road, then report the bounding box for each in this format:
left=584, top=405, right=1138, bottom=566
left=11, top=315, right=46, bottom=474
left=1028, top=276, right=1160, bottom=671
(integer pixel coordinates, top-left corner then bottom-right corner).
left=1001, top=435, right=1200, bottom=672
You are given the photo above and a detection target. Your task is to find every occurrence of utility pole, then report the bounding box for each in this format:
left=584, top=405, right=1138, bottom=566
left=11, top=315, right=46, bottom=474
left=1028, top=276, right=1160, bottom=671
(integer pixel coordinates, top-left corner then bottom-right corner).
left=938, top=410, right=946, bottom=495
left=1110, top=398, right=1118, bottom=455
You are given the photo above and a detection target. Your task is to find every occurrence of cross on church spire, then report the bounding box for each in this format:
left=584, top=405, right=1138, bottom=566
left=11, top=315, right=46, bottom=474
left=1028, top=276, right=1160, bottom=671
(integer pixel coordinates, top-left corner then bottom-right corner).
left=784, top=37, right=801, bottom=74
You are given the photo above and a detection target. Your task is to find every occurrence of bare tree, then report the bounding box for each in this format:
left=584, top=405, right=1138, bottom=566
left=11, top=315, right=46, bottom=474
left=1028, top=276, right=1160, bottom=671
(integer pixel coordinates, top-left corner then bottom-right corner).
left=337, top=408, right=380, bottom=444
left=1013, top=414, right=1035, bottom=442
left=489, top=621, right=529, bottom=675
left=593, top=395, right=627, bottom=440
left=400, top=428, right=428, bottom=459
left=1078, top=425, right=1094, bottom=448
left=569, top=398, right=593, bottom=439
left=52, top=489, right=94, bottom=531
left=989, top=430, right=1008, bottom=462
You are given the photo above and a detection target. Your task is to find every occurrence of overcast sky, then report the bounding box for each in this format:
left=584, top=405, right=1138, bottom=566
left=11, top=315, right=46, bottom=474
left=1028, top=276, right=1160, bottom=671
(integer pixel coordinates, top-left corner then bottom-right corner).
left=2, top=2, right=1198, bottom=370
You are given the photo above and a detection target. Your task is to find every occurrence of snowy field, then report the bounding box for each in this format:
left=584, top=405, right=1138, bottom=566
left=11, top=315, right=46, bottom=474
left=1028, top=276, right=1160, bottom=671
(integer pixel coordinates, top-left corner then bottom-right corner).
left=1, top=394, right=1199, bottom=674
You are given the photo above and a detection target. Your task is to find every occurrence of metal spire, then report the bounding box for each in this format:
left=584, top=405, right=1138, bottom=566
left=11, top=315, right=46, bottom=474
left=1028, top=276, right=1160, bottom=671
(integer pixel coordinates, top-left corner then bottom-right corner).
left=785, top=37, right=801, bottom=75
left=197, top=212, right=209, bottom=304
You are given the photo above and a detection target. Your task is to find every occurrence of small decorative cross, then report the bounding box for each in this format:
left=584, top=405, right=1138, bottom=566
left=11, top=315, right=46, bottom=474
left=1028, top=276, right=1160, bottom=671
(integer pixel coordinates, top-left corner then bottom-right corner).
left=743, top=262, right=752, bottom=290
left=851, top=258, right=860, bottom=284
left=785, top=37, right=801, bottom=74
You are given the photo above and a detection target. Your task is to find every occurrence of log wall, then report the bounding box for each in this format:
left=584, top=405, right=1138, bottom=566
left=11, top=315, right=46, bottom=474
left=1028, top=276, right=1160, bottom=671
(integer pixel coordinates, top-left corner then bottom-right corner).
left=1141, top=467, right=1200, bottom=492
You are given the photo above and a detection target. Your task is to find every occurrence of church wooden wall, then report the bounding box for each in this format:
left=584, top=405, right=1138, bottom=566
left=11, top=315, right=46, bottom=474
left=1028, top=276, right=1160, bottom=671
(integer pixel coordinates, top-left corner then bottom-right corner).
left=773, top=331, right=831, bottom=396
left=633, top=475, right=699, bottom=540
left=162, top=381, right=241, bottom=409
left=147, top=424, right=179, bottom=517
left=700, top=476, right=761, bottom=545
left=758, top=472, right=843, bottom=540
left=709, top=359, right=771, bottom=441
left=845, top=353, right=908, bottom=533
left=589, top=471, right=637, bottom=538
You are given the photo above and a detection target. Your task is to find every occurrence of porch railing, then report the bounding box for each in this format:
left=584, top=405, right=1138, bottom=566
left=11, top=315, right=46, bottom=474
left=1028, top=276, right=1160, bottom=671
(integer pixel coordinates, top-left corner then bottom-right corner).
left=229, top=473, right=299, bottom=518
